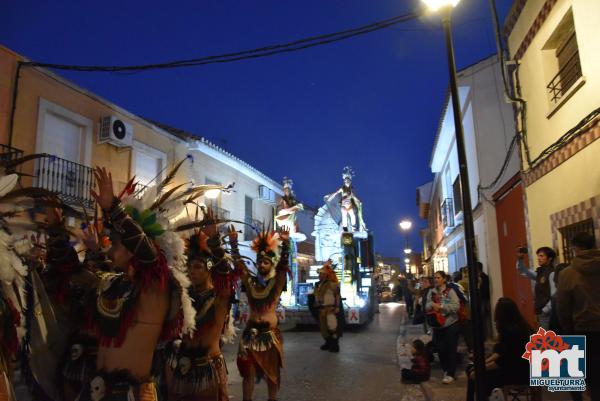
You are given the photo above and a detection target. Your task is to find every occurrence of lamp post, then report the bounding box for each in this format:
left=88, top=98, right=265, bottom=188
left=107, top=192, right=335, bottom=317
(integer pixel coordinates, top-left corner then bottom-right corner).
left=420, top=1, right=486, bottom=400
left=399, top=219, right=412, bottom=259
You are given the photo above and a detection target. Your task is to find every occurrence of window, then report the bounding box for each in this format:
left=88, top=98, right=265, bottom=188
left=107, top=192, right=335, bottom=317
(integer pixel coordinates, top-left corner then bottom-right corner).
left=132, top=141, right=166, bottom=188
left=244, top=195, right=258, bottom=241
left=543, top=9, right=583, bottom=108
left=559, top=218, right=595, bottom=263
left=35, top=99, right=94, bottom=207
left=452, top=176, right=463, bottom=215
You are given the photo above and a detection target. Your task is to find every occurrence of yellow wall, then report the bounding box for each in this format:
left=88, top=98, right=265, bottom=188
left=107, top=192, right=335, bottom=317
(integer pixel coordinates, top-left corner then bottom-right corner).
left=524, top=140, right=600, bottom=251
left=1, top=45, right=188, bottom=190
left=508, top=0, right=600, bottom=157
left=507, top=0, right=600, bottom=254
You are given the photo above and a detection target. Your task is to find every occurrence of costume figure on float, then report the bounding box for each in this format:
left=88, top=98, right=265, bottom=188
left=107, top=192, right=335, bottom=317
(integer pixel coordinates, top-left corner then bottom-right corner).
left=166, top=209, right=240, bottom=401
left=314, top=259, right=343, bottom=352
left=324, top=166, right=366, bottom=233
left=236, top=228, right=290, bottom=401
left=275, top=177, right=303, bottom=236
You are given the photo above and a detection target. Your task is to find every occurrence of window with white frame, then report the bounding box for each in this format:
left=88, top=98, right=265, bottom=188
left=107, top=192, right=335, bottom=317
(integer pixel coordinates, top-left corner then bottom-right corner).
left=35, top=99, right=94, bottom=207
left=542, top=8, right=583, bottom=109
left=132, top=141, right=166, bottom=188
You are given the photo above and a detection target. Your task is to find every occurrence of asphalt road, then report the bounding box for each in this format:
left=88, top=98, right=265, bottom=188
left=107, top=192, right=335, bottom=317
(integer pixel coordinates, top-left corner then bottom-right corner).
left=222, top=302, right=414, bottom=401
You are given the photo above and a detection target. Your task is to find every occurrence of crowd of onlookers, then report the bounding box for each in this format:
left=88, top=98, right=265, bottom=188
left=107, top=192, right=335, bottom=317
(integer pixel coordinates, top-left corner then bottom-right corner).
left=394, top=231, right=599, bottom=401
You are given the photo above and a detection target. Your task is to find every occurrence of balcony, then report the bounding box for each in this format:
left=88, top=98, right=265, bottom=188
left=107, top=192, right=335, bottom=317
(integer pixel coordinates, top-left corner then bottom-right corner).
left=0, top=144, right=24, bottom=167
left=547, top=34, right=582, bottom=105
left=441, top=198, right=455, bottom=231
left=34, top=154, right=95, bottom=209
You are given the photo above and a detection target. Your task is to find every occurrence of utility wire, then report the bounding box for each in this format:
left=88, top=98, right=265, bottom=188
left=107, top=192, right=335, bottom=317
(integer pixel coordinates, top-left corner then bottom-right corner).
left=21, top=11, right=421, bottom=73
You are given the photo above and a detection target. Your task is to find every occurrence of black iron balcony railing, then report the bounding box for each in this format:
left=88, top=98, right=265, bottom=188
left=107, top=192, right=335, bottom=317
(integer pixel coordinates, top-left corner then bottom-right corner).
left=35, top=154, right=95, bottom=209
left=244, top=217, right=262, bottom=241
left=441, top=198, right=455, bottom=229
left=0, top=144, right=24, bottom=166
left=547, top=34, right=582, bottom=104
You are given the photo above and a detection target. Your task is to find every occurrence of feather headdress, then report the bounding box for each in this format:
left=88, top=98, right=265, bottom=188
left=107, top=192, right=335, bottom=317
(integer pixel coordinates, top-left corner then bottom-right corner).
left=318, top=259, right=338, bottom=283
left=251, top=231, right=281, bottom=265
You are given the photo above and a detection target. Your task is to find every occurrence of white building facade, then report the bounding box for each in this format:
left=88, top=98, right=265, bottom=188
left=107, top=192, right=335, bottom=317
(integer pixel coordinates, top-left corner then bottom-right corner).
left=428, top=55, right=520, bottom=308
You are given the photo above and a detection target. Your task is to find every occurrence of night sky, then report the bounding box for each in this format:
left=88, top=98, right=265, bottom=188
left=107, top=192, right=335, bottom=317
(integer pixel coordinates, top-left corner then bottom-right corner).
left=1, top=0, right=513, bottom=257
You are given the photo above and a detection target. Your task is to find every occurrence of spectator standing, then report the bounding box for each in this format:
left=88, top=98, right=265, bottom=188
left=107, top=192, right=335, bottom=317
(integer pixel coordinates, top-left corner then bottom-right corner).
left=517, top=246, right=557, bottom=329
left=465, top=298, right=532, bottom=401
left=556, top=232, right=600, bottom=401
left=426, top=271, right=460, bottom=384
left=419, top=276, right=433, bottom=334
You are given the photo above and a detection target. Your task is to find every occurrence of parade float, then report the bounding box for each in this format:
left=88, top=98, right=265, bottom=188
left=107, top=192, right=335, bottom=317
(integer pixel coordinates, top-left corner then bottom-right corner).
left=282, top=167, right=376, bottom=326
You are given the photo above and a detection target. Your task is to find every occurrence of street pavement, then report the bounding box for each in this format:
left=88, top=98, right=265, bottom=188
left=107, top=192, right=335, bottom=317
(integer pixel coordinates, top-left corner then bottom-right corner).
left=222, top=302, right=424, bottom=401
left=221, top=302, right=576, bottom=401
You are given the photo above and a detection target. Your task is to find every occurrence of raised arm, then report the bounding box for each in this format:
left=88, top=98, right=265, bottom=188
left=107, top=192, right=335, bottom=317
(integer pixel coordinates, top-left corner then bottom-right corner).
left=274, top=229, right=291, bottom=293
left=516, top=252, right=536, bottom=281
left=91, top=167, right=157, bottom=268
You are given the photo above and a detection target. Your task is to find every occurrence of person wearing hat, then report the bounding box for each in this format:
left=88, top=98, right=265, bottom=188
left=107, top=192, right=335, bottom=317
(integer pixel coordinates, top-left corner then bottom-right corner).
left=236, top=228, right=290, bottom=401
left=45, top=164, right=196, bottom=401
left=166, top=210, right=240, bottom=401
left=314, top=259, right=342, bottom=352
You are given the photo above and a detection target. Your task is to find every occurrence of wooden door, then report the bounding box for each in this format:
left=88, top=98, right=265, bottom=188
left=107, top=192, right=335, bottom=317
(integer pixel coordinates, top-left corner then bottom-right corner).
left=495, top=183, right=536, bottom=326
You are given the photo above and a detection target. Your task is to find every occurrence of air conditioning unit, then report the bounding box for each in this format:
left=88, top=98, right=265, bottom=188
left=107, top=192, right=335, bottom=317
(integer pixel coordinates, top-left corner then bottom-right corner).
left=99, top=116, right=133, bottom=147
left=258, top=185, right=275, bottom=204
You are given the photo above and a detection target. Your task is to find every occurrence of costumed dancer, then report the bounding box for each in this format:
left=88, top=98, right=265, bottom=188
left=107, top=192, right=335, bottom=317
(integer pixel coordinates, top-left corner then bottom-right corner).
left=314, top=259, right=342, bottom=352
left=0, top=173, right=30, bottom=401
left=236, top=228, right=290, bottom=401
left=45, top=163, right=196, bottom=401
left=0, top=154, right=73, bottom=401
left=166, top=209, right=240, bottom=401
left=44, top=207, right=103, bottom=401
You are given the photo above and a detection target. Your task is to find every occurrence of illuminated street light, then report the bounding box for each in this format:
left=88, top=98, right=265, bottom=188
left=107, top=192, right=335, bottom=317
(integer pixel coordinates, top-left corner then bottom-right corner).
left=399, top=220, right=412, bottom=231
left=403, top=248, right=412, bottom=255
left=419, top=0, right=486, bottom=399
left=421, top=0, right=460, bottom=11
left=404, top=258, right=410, bottom=264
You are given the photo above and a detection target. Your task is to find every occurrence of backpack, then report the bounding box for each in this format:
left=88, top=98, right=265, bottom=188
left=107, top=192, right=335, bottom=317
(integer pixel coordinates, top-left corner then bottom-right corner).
left=448, top=283, right=469, bottom=322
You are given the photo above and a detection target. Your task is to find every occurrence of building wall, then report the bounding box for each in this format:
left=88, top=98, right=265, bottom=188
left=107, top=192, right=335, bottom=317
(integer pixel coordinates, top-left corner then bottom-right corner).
left=507, top=0, right=600, bottom=257
left=1, top=45, right=288, bottom=242
left=507, top=0, right=600, bottom=157
left=1, top=46, right=189, bottom=193
left=187, top=147, right=277, bottom=239
left=427, top=56, right=520, bottom=309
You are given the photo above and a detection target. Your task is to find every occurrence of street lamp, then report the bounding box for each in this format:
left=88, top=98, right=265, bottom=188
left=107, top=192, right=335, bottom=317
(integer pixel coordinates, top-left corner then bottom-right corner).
left=399, top=220, right=412, bottom=231
left=404, top=258, right=410, bottom=264
left=421, top=0, right=486, bottom=400
left=399, top=219, right=412, bottom=258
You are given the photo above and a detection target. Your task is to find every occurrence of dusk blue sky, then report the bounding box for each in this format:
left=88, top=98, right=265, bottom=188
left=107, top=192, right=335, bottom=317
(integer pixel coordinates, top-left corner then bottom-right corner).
left=1, top=0, right=512, bottom=258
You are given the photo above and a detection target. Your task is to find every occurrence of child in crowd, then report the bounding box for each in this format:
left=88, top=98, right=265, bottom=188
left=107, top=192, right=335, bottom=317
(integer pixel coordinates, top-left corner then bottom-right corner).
left=401, top=339, right=431, bottom=383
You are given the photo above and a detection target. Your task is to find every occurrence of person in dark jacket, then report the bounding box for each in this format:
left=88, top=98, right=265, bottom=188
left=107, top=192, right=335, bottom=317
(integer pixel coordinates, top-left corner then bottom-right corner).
left=517, top=246, right=556, bottom=329
left=401, top=339, right=431, bottom=383
left=556, top=232, right=600, bottom=401
left=465, top=298, right=532, bottom=401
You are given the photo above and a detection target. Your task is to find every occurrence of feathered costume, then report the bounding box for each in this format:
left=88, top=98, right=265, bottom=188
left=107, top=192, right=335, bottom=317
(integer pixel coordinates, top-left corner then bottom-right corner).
left=168, top=215, right=239, bottom=401
left=237, top=231, right=290, bottom=388
left=314, top=260, right=344, bottom=351
left=0, top=152, right=72, bottom=401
